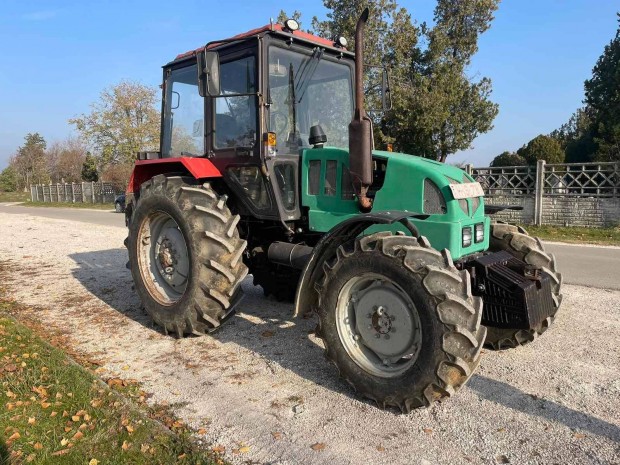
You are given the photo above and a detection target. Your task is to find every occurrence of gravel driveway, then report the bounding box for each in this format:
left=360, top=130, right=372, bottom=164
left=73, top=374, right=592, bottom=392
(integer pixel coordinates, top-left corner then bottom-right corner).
left=0, top=211, right=618, bottom=465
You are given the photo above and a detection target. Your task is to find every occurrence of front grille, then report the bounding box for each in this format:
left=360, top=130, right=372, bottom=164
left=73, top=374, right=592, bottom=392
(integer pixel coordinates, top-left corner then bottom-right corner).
left=424, top=178, right=446, bottom=214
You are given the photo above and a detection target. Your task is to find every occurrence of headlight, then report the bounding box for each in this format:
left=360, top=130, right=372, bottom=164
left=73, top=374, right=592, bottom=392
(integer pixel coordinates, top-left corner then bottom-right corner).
left=462, top=227, right=472, bottom=248
left=475, top=223, right=484, bottom=243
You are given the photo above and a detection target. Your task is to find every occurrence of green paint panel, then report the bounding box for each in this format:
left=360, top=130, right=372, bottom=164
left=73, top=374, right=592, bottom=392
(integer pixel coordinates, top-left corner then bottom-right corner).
left=300, top=147, right=489, bottom=260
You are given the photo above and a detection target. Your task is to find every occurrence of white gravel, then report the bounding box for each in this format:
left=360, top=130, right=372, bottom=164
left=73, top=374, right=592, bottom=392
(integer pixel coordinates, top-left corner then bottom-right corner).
left=0, top=211, right=619, bottom=465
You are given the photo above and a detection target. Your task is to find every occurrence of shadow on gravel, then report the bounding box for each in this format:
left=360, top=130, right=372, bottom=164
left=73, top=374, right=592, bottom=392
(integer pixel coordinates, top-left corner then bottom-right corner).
left=469, top=375, right=620, bottom=441
left=68, top=249, right=361, bottom=405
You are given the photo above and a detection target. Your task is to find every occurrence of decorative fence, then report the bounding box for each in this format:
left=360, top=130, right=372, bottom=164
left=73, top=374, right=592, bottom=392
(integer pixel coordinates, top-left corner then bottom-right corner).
left=468, top=161, right=620, bottom=227
left=30, top=182, right=125, bottom=204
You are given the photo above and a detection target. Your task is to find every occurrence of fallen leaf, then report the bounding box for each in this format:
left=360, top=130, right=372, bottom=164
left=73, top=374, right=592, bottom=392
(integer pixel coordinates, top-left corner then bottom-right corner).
left=4, top=364, right=16, bottom=372
left=261, top=330, right=275, bottom=338
left=310, top=442, right=326, bottom=451
left=33, top=443, right=43, bottom=450
left=271, top=432, right=282, bottom=440
left=238, top=446, right=250, bottom=453
left=423, top=428, right=433, bottom=434
left=6, top=391, right=16, bottom=398
left=84, top=414, right=91, bottom=421
left=125, top=424, right=134, bottom=434
left=26, top=453, right=36, bottom=462
left=75, top=410, right=87, bottom=416
left=41, top=402, right=51, bottom=409
left=212, top=445, right=226, bottom=453
left=60, top=438, right=68, bottom=446
left=7, top=432, right=20, bottom=441
left=121, top=365, right=130, bottom=371
left=497, top=427, right=506, bottom=432
left=51, top=449, right=70, bottom=456
left=574, top=433, right=586, bottom=439
left=376, top=445, right=386, bottom=452
left=28, top=417, right=35, bottom=425
left=50, top=411, right=57, bottom=417
left=73, top=431, right=84, bottom=440
left=197, top=428, right=207, bottom=435
left=122, top=440, right=130, bottom=451
left=64, top=427, right=72, bottom=432
left=88, top=460, right=99, bottom=465
left=140, top=444, right=150, bottom=453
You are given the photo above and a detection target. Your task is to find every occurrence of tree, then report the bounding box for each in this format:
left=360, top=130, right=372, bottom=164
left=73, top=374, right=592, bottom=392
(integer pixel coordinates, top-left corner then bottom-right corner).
left=584, top=14, right=620, bottom=161
left=517, top=135, right=564, bottom=165
left=11, top=133, right=49, bottom=189
left=0, top=166, right=18, bottom=192
left=81, top=153, right=99, bottom=182
left=47, top=138, right=87, bottom=183
left=312, top=0, right=499, bottom=162
left=490, top=151, right=526, bottom=167
left=70, top=81, right=160, bottom=167
left=549, top=107, right=596, bottom=163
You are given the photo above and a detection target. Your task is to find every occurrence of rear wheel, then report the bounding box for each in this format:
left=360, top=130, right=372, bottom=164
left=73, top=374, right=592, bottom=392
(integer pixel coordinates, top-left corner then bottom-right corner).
left=127, top=175, right=248, bottom=336
left=317, top=232, right=485, bottom=411
left=484, top=222, right=563, bottom=350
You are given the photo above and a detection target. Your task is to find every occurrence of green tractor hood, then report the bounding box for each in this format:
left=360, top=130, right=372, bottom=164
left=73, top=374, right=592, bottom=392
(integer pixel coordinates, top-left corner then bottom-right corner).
left=301, top=147, right=490, bottom=260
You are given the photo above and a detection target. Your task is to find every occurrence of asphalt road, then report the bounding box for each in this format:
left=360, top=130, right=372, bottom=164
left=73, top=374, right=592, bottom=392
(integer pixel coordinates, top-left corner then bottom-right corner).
left=1, top=203, right=618, bottom=290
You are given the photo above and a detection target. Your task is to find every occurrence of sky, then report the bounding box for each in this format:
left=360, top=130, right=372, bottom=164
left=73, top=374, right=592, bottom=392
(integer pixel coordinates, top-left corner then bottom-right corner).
left=0, top=0, right=618, bottom=169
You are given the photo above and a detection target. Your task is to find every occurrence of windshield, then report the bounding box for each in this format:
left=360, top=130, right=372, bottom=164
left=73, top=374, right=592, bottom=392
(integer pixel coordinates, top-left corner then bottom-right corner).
left=268, top=47, right=353, bottom=155
left=162, top=65, right=204, bottom=158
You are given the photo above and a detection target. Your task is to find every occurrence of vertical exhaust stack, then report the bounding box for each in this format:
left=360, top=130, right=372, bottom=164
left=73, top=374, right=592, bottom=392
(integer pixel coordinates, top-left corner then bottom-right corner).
left=348, top=7, right=373, bottom=211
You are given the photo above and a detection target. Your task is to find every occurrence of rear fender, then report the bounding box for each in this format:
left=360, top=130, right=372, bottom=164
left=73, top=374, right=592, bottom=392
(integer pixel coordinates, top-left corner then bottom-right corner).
left=293, top=211, right=428, bottom=317
left=127, top=157, right=222, bottom=193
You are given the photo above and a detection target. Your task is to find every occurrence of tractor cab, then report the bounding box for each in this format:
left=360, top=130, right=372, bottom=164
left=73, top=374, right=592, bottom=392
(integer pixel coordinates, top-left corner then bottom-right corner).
left=158, top=21, right=360, bottom=223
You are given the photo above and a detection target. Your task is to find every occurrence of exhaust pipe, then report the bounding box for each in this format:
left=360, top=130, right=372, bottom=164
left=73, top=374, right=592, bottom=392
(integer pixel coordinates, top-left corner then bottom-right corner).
left=348, top=7, right=373, bottom=211
left=267, top=242, right=314, bottom=270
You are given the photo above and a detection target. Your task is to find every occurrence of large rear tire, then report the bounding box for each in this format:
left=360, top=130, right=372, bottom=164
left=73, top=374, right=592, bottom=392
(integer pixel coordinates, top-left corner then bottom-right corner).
left=317, top=232, right=485, bottom=411
left=127, top=175, right=248, bottom=336
left=484, top=223, right=563, bottom=350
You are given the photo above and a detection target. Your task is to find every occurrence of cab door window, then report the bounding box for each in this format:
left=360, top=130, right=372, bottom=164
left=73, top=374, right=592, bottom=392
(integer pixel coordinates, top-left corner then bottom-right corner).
left=214, top=56, right=257, bottom=149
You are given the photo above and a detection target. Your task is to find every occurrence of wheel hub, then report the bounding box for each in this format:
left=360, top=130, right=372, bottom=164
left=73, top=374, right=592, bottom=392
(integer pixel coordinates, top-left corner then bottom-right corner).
left=336, top=274, right=423, bottom=378
left=137, top=212, right=190, bottom=305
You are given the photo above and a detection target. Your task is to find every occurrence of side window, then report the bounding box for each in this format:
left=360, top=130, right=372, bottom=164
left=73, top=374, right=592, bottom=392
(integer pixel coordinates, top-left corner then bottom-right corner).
left=214, top=56, right=257, bottom=149
left=165, top=65, right=204, bottom=157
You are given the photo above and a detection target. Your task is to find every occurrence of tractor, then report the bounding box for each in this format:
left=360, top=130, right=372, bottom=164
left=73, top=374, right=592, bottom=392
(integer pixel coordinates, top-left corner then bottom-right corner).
left=124, top=9, right=562, bottom=411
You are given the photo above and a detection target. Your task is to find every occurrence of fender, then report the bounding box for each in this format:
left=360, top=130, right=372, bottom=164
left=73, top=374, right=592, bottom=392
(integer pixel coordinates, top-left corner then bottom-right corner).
left=293, top=211, right=429, bottom=318
left=127, top=157, right=222, bottom=193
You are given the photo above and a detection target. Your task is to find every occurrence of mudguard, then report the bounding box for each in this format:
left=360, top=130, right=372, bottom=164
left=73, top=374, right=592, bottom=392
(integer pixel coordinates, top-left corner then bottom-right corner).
left=127, top=157, right=221, bottom=193
left=293, top=211, right=429, bottom=317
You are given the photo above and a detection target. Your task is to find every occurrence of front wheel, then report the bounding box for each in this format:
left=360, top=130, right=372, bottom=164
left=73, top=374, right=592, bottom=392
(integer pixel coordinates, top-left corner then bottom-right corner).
left=317, top=232, right=485, bottom=411
left=127, top=175, right=248, bottom=337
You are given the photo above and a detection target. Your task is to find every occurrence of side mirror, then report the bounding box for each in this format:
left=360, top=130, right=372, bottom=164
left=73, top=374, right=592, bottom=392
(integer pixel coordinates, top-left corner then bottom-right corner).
left=364, top=65, right=392, bottom=112
left=197, top=49, right=221, bottom=97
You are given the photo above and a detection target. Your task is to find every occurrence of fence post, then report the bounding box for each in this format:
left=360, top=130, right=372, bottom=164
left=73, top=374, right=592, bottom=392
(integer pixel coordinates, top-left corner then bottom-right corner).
left=91, top=181, right=96, bottom=203
left=465, top=164, right=473, bottom=176
left=534, top=160, right=546, bottom=226
left=614, top=162, right=619, bottom=198
left=71, top=183, right=75, bottom=203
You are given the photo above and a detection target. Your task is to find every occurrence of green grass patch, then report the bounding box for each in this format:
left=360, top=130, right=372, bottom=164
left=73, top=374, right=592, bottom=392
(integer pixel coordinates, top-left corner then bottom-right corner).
left=0, top=301, right=221, bottom=464
left=523, top=224, right=620, bottom=246
left=23, top=201, right=115, bottom=211
left=0, top=192, right=30, bottom=203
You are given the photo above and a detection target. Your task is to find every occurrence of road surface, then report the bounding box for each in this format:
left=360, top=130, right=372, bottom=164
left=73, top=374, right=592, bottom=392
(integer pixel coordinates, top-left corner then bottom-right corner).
left=1, top=203, right=617, bottom=290
left=0, top=204, right=618, bottom=465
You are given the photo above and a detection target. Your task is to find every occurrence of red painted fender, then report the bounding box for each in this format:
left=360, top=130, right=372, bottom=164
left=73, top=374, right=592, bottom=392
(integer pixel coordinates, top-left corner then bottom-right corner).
left=127, top=157, right=221, bottom=193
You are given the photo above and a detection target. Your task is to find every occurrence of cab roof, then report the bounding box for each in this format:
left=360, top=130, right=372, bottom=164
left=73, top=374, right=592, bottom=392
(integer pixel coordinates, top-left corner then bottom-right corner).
left=174, top=23, right=348, bottom=62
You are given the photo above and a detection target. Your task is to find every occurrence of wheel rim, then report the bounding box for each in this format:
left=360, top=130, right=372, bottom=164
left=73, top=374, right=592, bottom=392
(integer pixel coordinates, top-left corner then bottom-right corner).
left=335, top=273, right=423, bottom=378
left=137, top=211, right=190, bottom=305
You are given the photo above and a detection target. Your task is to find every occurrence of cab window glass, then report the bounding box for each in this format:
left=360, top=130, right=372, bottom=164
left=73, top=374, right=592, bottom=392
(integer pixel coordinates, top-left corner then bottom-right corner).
left=164, top=65, right=204, bottom=157
left=214, top=56, right=257, bottom=148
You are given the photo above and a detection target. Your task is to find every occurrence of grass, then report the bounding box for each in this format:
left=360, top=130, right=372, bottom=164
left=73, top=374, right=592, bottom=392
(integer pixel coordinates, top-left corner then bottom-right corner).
left=0, top=192, right=30, bottom=203
left=0, top=296, right=222, bottom=464
left=24, top=201, right=115, bottom=211
left=523, top=224, right=620, bottom=246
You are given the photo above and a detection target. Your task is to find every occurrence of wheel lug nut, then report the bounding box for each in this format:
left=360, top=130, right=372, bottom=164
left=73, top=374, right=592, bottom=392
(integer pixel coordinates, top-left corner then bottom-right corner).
left=383, top=359, right=389, bottom=365
left=375, top=334, right=381, bottom=339
left=353, top=334, right=360, bottom=341
left=384, top=334, right=390, bottom=340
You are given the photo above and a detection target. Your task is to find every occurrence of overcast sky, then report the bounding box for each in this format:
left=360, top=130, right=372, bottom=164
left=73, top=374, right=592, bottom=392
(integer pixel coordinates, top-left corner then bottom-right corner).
left=0, top=0, right=617, bottom=168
